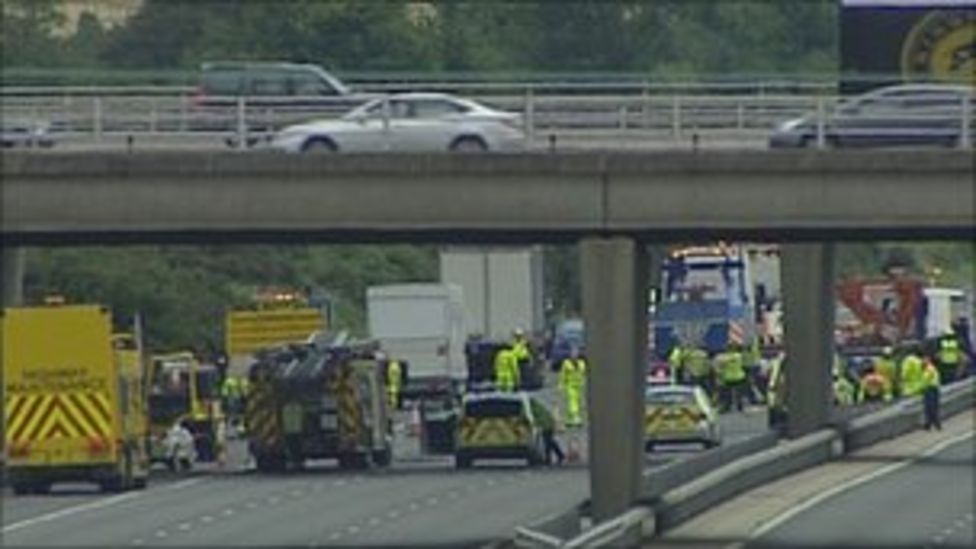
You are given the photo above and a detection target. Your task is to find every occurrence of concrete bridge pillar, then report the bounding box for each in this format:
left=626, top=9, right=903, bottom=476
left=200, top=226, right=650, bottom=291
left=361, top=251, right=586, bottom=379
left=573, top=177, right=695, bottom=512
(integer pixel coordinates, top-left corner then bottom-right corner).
left=580, top=236, right=648, bottom=521
left=2, top=247, right=25, bottom=307
left=781, top=243, right=835, bottom=438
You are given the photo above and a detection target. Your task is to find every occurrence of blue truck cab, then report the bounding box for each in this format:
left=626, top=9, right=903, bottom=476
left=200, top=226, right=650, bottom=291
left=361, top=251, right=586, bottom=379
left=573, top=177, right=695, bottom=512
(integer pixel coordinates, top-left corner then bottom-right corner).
left=653, top=246, right=756, bottom=360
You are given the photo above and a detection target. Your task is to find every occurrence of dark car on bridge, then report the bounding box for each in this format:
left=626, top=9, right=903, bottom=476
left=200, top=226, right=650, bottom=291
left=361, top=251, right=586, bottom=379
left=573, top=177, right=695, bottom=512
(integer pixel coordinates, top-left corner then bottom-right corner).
left=190, top=61, right=370, bottom=144
left=769, top=83, right=974, bottom=149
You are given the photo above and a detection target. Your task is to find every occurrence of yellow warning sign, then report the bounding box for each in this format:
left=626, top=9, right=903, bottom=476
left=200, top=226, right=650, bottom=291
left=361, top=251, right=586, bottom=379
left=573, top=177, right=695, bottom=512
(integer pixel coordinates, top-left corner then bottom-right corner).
left=225, top=308, right=324, bottom=356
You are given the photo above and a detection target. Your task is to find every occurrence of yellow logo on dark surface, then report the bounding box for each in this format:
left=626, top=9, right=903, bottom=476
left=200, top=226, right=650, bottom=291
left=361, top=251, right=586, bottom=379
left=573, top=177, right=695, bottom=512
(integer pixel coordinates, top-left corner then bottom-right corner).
left=901, top=10, right=975, bottom=83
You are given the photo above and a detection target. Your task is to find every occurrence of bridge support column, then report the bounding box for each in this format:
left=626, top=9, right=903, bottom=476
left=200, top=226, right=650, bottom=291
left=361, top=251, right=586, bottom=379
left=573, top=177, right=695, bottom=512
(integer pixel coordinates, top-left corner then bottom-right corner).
left=781, top=243, right=835, bottom=438
left=2, top=246, right=25, bottom=307
left=580, top=237, right=648, bottom=521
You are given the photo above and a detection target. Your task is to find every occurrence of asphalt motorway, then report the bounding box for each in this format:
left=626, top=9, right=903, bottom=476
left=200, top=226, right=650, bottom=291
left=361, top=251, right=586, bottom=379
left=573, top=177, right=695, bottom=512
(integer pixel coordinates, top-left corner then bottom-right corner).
left=2, top=407, right=766, bottom=548
left=751, top=434, right=976, bottom=549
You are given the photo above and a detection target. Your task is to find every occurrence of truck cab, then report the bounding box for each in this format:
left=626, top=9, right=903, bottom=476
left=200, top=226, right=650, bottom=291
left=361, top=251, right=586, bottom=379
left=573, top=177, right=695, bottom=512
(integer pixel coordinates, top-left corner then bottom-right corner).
left=654, top=245, right=756, bottom=359
left=146, top=352, right=224, bottom=464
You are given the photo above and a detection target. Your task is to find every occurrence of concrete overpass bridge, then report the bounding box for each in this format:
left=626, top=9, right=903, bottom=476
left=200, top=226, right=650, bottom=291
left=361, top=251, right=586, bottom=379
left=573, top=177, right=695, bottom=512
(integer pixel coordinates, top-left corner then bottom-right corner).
left=2, top=150, right=973, bottom=521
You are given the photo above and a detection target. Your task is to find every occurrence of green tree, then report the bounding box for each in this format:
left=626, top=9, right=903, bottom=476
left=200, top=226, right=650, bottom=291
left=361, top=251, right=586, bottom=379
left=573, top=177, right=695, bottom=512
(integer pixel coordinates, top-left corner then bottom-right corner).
left=1, top=0, right=64, bottom=67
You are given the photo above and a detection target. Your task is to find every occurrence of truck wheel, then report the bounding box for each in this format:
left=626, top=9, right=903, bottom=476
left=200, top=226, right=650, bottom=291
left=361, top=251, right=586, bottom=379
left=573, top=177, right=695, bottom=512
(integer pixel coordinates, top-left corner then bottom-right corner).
left=372, top=447, right=392, bottom=468
left=12, top=482, right=34, bottom=495
left=132, top=476, right=148, bottom=490
left=100, top=476, right=125, bottom=493
left=340, top=452, right=368, bottom=470
left=256, top=453, right=284, bottom=472
left=455, top=454, right=471, bottom=469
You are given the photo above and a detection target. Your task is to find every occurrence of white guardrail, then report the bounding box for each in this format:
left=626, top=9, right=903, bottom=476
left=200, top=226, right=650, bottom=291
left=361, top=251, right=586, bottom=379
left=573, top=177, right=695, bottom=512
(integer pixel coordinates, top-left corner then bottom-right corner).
left=3, top=90, right=972, bottom=150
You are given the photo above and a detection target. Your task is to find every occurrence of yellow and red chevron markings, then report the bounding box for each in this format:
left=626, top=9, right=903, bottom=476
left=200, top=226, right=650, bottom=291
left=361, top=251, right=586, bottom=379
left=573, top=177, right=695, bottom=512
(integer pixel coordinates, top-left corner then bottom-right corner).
left=5, top=392, right=113, bottom=445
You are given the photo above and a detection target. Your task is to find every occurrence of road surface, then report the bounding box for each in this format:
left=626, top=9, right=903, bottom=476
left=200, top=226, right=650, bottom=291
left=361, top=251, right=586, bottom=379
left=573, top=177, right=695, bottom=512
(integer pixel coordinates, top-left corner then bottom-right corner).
left=2, top=404, right=766, bottom=547
left=752, top=435, right=975, bottom=549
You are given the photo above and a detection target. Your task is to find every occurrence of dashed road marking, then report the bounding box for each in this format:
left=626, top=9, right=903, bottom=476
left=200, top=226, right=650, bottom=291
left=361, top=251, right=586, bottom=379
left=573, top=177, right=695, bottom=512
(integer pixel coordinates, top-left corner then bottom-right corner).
left=201, top=515, right=214, bottom=524
left=155, top=530, right=168, bottom=538
left=387, top=510, right=400, bottom=519
left=368, top=517, right=380, bottom=526
left=246, top=501, right=258, bottom=509
left=334, top=480, right=347, bottom=487
left=408, top=502, right=419, bottom=511
left=267, top=496, right=281, bottom=505
left=290, top=489, right=304, bottom=497
left=347, top=525, right=360, bottom=534
left=222, top=508, right=235, bottom=516
left=177, top=522, right=192, bottom=531
left=131, top=539, right=144, bottom=546
left=426, top=497, right=439, bottom=505
left=329, top=532, right=342, bottom=540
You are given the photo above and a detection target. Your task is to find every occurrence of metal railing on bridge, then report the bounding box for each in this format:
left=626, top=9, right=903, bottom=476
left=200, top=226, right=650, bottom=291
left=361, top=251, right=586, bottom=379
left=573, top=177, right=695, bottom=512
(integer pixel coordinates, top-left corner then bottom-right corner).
left=2, top=88, right=972, bottom=150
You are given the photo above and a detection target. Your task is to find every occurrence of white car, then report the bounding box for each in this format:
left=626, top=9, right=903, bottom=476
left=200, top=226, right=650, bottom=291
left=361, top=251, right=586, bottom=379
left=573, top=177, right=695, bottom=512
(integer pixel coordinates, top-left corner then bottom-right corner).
left=271, top=93, right=525, bottom=153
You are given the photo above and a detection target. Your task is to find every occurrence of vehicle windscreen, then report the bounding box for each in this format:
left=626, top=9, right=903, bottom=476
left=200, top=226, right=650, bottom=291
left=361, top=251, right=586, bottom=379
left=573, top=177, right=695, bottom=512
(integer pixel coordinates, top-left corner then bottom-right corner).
left=148, top=394, right=189, bottom=423
left=464, top=399, right=523, bottom=419
left=196, top=369, right=219, bottom=400
left=645, top=390, right=696, bottom=406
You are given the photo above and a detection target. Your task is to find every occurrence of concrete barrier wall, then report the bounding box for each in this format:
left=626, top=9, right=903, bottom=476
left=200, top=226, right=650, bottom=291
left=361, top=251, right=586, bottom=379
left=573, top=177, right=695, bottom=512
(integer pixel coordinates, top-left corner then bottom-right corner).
left=642, top=431, right=777, bottom=501
left=654, top=429, right=838, bottom=532
left=845, top=378, right=975, bottom=452
left=507, top=379, right=975, bottom=547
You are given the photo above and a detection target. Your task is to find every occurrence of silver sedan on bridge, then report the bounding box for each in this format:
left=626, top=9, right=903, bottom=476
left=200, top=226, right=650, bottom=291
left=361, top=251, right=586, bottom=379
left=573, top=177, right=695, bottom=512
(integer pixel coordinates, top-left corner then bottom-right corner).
left=271, top=92, right=526, bottom=153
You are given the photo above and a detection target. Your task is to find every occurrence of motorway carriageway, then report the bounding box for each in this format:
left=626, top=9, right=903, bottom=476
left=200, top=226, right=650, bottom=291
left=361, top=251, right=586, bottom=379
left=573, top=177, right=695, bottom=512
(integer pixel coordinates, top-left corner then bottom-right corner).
left=2, top=409, right=766, bottom=547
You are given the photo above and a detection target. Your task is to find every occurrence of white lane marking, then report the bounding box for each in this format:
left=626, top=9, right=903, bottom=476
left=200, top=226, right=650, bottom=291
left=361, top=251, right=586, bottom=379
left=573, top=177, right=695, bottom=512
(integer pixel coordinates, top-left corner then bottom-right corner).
left=387, top=510, right=400, bottom=519
left=155, top=530, right=168, bottom=538
left=222, top=508, right=235, bottom=516
left=426, top=497, right=439, bottom=505
left=368, top=517, right=380, bottom=526
left=954, top=519, right=967, bottom=529
left=290, top=489, right=304, bottom=497
left=329, top=532, right=342, bottom=540
left=408, top=502, right=419, bottom=511
left=177, top=522, right=192, bottom=531
left=966, top=513, right=974, bottom=521
left=347, top=525, right=360, bottom=534
left=246, top=501, right=258, bottom=509
left=334, top=479, right=347, bottom=487
left=131, top=539, right=145, bottom=546
left=933, top=535, right=945, bottom=545
left=267, top=496, right=281, bottom=505
left=201, top=515, right=215, bottom=524
left=738, top=431, right=976, bottom=549
left=2, top=478, right=203, bottom=534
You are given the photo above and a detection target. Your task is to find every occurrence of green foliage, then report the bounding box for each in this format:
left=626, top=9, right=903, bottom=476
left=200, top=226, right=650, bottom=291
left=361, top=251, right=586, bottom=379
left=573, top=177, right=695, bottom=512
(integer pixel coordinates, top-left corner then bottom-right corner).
left=4, top=0, right=840, bottom=76
left=24, top=245, right=438, bottom=353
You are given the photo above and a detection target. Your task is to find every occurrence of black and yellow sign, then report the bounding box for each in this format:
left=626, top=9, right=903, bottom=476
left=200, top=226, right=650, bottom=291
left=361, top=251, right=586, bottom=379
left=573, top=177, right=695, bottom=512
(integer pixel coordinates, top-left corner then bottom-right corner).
left=225, top=308, right=324, bottom=356
left=841, top=1, right=976, bottom=93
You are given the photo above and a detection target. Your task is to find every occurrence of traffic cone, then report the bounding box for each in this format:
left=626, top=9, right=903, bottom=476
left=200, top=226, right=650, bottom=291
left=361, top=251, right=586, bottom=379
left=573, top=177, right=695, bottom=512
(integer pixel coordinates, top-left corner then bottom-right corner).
left=566, top=434, right=581, bottom=464
left=408, top=402, right=422, bottom=438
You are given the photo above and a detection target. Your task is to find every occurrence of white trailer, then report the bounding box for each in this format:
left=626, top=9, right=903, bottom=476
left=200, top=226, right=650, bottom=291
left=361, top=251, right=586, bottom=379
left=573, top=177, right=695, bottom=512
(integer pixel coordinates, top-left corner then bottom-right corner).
left=439, top=247, right=545, bottom=340
left=366, top=283, right=467, bottom=398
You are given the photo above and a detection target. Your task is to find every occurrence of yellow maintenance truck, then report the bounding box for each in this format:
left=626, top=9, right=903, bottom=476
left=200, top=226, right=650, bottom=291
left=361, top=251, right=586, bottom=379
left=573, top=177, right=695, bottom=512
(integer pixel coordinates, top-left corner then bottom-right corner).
left=146, top=352, right=225, bottom=465
left=3, top=304, right=149, bottom=494
left=246, top=336, right=392, bottom=471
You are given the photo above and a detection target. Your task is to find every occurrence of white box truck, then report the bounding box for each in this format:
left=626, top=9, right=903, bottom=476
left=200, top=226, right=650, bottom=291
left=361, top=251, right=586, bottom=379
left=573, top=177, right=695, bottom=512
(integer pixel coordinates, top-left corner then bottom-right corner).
left=367, top=284, right=467, bottom=398
left=438, top=247, right=545, bottom=339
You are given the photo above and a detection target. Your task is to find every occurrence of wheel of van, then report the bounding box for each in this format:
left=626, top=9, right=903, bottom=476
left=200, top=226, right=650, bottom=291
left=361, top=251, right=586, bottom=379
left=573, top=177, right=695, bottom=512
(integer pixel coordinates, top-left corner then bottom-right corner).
left=12, top=482, right=33, bottom=495
left=455, top=454, right=471, bottom=469
left=450, top=136, right=488, bottom=153
left=372, top=446, right=392, bottom=468
left=302, top=137, right=338, bottom=153
left=338, top=452, right=368, bottom=470
left=100, top=475, right=125, bottom=493
left=132, top=476, right=148, bottom=490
